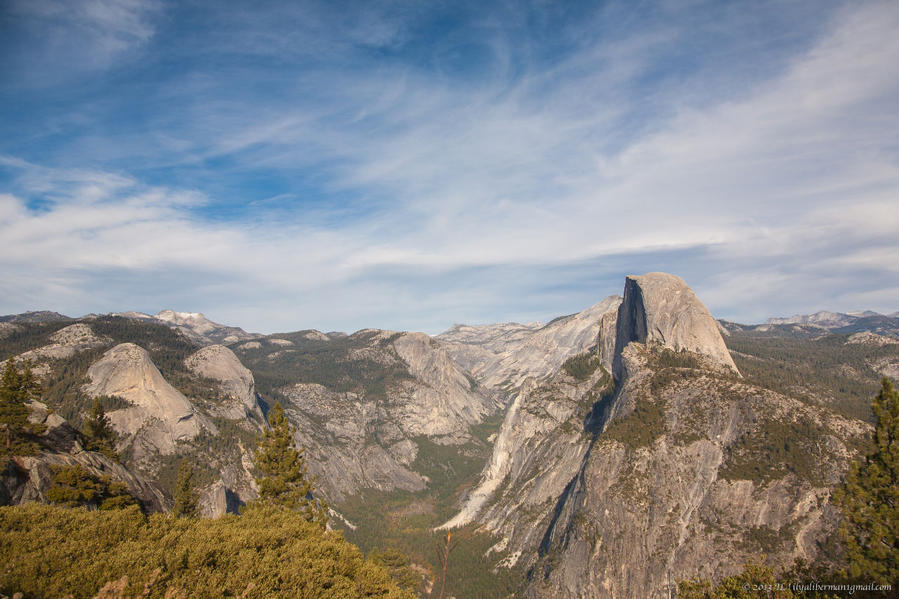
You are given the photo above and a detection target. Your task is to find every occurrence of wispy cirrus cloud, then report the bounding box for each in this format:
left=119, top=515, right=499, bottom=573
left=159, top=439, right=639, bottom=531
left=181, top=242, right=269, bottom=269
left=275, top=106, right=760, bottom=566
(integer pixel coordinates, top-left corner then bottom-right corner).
left=0, top=0, right=897, bottom=333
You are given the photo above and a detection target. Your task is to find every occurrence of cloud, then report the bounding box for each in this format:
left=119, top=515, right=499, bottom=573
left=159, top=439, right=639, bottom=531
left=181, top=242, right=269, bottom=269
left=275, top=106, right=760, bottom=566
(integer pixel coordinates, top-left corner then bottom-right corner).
left=1, top=0, right=160, bottom=86
left=0, top=1, right=897, bottom=332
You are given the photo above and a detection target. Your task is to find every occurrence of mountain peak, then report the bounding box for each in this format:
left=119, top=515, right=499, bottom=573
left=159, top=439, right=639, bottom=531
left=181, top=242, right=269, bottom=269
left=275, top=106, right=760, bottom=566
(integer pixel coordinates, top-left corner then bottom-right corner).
left=610, top=272, right=739, bottom=378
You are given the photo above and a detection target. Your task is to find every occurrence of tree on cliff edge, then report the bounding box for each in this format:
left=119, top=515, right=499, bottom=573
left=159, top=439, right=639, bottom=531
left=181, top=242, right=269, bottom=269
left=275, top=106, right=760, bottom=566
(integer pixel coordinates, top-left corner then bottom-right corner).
left=0, top=358, right=42, bottom=456
left=253, top=402, right=328, bottom=526
left=833, top=377, right=899, bottom=584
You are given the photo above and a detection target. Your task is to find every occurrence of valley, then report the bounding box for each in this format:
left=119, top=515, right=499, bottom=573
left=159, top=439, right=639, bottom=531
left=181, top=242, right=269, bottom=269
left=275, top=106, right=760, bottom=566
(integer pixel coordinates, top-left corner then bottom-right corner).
left=1, top=273, right=897, bottom=597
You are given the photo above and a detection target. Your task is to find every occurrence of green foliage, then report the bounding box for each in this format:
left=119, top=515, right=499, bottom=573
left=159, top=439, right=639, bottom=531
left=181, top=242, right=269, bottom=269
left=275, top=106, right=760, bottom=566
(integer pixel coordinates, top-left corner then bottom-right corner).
left=603, top=396, right=666, bottom=448
left=234, top=330, right=413, bottom=405
left=0, top=502, right=416, bottom=599
left=562, top=352, right=600, bottom=381
left=648, top=346, right=704, bottom=370
left=678, top=560, right=796, bottom=598
left=369, top=547, right=425, bottom=594
left=719, top=416, right=827, bottom=485
left=0, top=320, right=73, bottom=361
left=45, top=464, right=137, bottom=510
left=254, top=402, right=328, bottom=525
left=725, top=330, right=894, bottom=423
left=82, top=397, right=118, bottom=459
left=339, top=489, right=523, bottom=599
left=832, top=378, right=899, bottom=584
left=171, top=460, right=199, bottom=518
left=678, top=559, right=845, bottom=599
left=409, top=437, right=489, bottom=515
left=0, top=358, right=43, bottom=456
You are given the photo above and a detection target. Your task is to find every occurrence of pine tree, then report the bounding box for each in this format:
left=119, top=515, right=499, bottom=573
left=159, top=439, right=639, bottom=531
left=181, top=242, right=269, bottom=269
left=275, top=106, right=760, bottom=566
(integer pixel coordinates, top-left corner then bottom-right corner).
left=832, top=377, right=899, bottom=584
left=45, top=464, right=136, bottom=510
left=253, top=402, right=327, bottom=526
left=83, top=397, right=117, bottom=459
left=172, top=459, right=199, bottom=518
left=0, top=358, right=41, bottom=456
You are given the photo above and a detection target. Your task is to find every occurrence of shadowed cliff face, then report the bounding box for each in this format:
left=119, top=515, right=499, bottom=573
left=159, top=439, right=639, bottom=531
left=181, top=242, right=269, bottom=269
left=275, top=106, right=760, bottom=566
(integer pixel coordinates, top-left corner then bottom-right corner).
left=609, top=272, right=739, bottom=380
left=0, top=401, right=167, bottom=512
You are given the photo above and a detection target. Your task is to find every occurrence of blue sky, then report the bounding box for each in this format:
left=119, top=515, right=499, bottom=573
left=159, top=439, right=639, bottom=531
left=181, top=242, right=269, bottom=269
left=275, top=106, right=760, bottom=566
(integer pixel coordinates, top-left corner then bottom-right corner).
left=1, top=0, right=898, bottom=334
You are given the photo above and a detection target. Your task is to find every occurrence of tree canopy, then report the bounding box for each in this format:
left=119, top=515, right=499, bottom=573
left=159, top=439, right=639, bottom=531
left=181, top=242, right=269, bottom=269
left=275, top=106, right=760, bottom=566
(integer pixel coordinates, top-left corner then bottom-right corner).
left=82, top=397, right=117, bottom=459
left=253, top=402, right=328, bottom=525
left=172, top=459, right=199, bottom=518
left=0, top=358, right=43, bottom=456
left=832, top=377, right=899, bottom=584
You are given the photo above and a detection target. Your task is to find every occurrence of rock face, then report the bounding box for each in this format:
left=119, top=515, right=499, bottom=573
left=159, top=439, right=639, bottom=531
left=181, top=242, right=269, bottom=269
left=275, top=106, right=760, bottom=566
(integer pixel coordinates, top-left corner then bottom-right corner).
left=438, top=363, right=608, bottom=544
left=14, top=323, right=110, bottom=376
left=275, top=330, right=496, bottom=502
left=526, top=344, right=864, bottom=599
left=508, top=273, right=865, bottom=599
left=0, top=402, right=166, bottom=512
left=438, top=296, right=622, bottom=392
left=392, top=332, right=492, bottom=438
left=610, top=273, right=738, bottom=379
left=434, top=272, right=868, bottom=599
left=85, top=343, right=204, bottom=458
left=185, top=344, right=263, bottom=420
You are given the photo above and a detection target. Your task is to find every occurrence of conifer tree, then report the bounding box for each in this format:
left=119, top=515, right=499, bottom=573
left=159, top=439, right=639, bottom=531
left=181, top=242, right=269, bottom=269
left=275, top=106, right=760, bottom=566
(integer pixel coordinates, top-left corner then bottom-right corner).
left=83, top=397, right=117, bottom=459
left=45, top=464, right=136, bottom=510
left=833, top=377, right=899, bottom=584
left=254, top=402, right=327, bottom=526
left=0, top=358, right=41, bottom=455
left=172, top=459, right=199, bottom=518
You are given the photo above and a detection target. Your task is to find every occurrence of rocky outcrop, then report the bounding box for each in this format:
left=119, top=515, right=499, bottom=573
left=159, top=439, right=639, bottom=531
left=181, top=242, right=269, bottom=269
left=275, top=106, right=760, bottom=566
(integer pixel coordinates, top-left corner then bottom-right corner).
left=527, top=343, right=865, bottom=599
left=185, top=344, right=263, bottom=420
left=392, top=332, right=493, bottom=439
left=514, top=273, right=866, bottom=599
left=85, top=343, right=205, bottom=458
left=0, top=402, right=166, bottom=512
left=283, top=382, right=429, bottom=502
left=438, top=296, right=622, bottom=392
left=612, top=273, right=738, bottom=379
left=199, top=479, right=243, bottom=518
left=438, top=364, right=609, bottom=551
left=14, top=323, right=110, bottom=377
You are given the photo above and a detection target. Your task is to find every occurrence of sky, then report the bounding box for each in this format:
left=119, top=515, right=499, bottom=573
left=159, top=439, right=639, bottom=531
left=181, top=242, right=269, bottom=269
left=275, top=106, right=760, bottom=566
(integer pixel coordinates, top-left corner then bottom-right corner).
left=1, top=0, right=898, bottom=335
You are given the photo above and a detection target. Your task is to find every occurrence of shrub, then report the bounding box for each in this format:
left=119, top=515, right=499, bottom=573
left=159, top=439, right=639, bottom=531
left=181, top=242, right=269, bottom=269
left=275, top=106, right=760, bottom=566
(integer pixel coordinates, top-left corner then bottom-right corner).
left=0, top=502, right=416, bottom=598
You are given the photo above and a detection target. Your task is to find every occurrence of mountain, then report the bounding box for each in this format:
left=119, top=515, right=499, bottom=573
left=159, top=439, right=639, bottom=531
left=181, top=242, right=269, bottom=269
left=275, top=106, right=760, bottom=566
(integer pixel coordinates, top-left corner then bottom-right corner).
left=1, top=278, right=893, bottom=597
left=437, top=295, right=622, bottom=392
left=111, top=309, right=260, bottom=345
left=763, top=310, right=899, bottom=338
left=429, top=273, right=872, bottom=599
left=0, top=311, right=71, bottom=323
left=0, top=316, right=266, bottom=515
left=521, top=273, right=868, bottom=598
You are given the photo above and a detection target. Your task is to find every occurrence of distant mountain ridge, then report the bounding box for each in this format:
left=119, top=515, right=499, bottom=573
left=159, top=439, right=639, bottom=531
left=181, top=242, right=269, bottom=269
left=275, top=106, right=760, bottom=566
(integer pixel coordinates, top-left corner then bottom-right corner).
left=0, top=311, right=72, bottom=323
left=110, top=310, right=260, bottom=345
left=763, top=309, right=899, bottom=337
